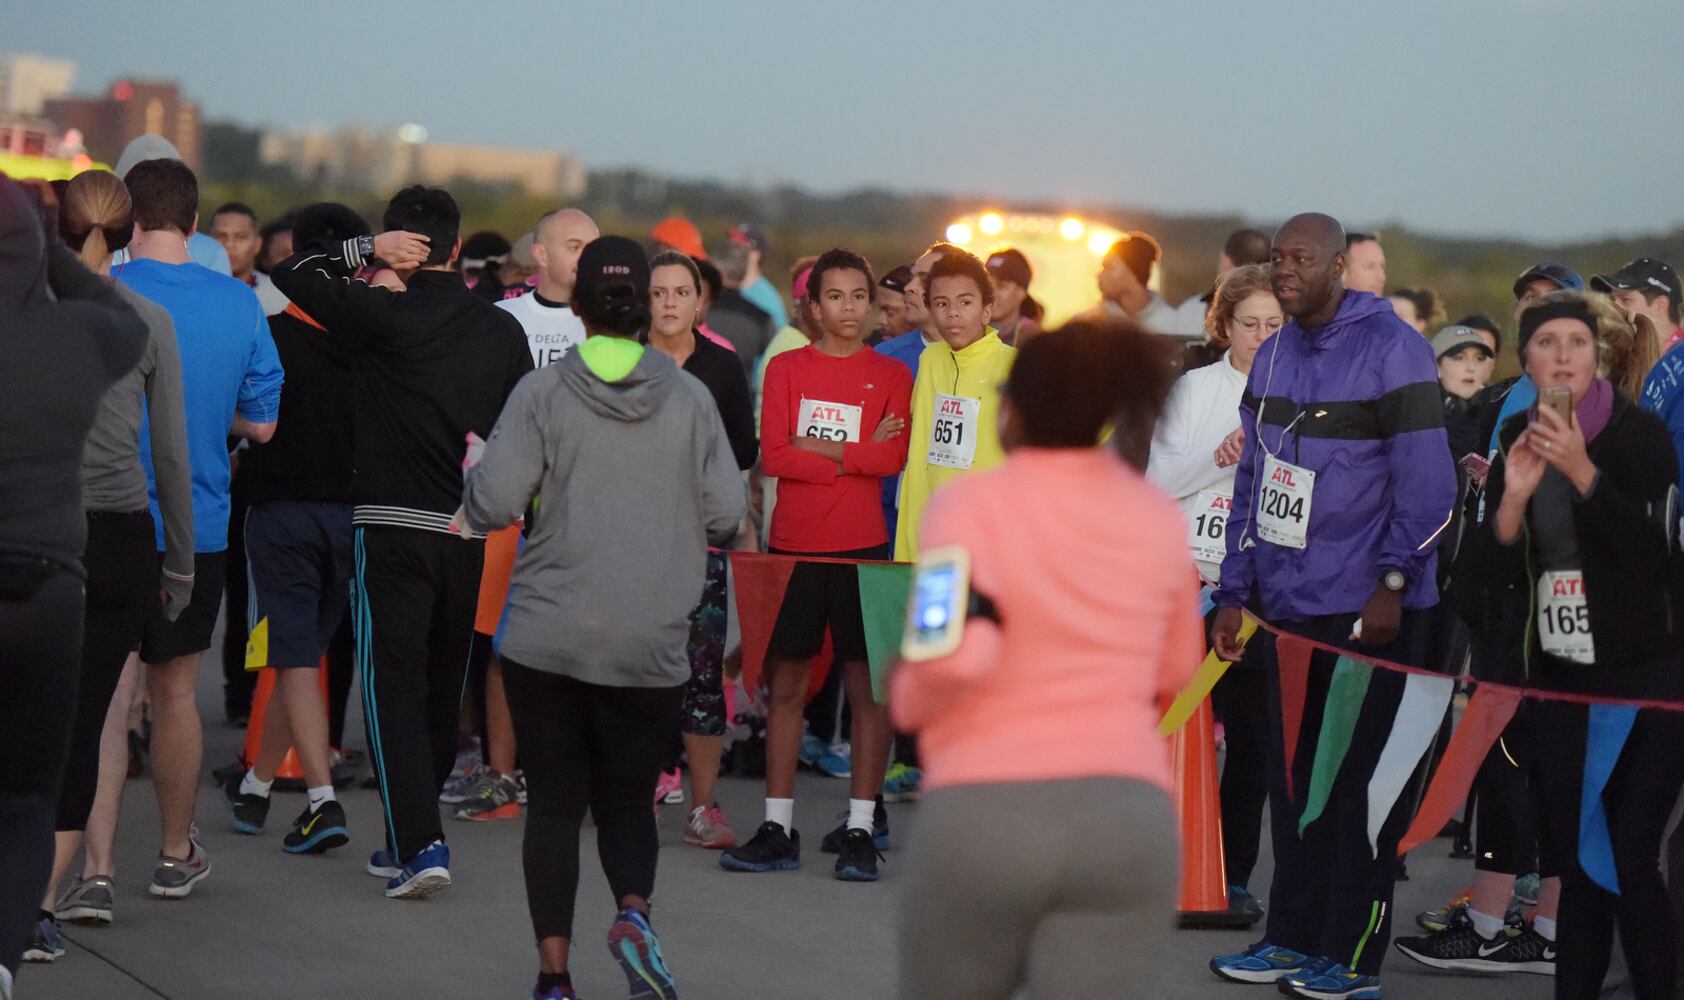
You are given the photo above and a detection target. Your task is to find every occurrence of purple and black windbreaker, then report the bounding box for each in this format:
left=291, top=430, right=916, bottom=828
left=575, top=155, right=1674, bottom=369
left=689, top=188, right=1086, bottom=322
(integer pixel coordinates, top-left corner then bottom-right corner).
left=1215, top=291, right=1456, bottom=621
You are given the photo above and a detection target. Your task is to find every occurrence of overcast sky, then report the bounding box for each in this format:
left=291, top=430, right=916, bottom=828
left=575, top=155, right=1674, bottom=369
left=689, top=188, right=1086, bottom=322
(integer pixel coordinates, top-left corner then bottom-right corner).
left=7, top=0, right=1679, bottom=241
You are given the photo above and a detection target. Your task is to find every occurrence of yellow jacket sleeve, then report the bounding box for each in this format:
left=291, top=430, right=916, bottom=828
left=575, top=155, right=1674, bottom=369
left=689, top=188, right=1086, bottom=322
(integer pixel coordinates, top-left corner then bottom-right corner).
left=895, top=360, right=937, bottom=561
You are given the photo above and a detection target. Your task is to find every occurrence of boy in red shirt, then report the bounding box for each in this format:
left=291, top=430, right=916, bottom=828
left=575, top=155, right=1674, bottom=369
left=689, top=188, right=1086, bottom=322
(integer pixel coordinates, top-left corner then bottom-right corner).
left=722, top=249, right=912, bottom=882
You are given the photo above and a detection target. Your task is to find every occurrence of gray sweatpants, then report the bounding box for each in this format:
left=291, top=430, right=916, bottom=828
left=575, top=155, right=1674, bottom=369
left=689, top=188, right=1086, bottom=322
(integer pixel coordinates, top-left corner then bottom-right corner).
left=900, top=776, right=1179, bottom=998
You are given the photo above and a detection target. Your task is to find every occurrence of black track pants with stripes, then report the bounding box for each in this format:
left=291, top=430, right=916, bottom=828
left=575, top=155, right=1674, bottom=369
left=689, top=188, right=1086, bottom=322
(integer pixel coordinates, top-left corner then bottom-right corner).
left=351, top=526, right=484, bottom=862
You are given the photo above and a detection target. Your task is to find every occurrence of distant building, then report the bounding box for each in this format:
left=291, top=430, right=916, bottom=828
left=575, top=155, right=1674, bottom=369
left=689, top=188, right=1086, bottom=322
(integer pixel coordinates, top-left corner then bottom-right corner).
left=259, top=124, right=585, bottom=199
left=0, top=54, right=75, bottom=116
left=44, top=78, right=202, bottom=170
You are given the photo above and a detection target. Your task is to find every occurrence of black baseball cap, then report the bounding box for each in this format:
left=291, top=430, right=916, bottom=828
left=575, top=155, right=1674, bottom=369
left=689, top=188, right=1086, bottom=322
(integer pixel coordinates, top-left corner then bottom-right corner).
left=1511, top=262, right=1583, bottom=300
left=573, top=235, right=650, bottom=303
left=878, top=264, right=913, bottom=293
left=1590, top=258, right=1679, bottom=299
left=728, top=223, right=768, bottom=256
left=986, top=248, right=1033, bottom=288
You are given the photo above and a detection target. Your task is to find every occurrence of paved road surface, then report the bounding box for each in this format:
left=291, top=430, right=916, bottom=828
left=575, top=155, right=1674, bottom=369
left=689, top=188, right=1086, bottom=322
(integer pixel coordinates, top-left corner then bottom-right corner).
left=19, top=637, right=1566, bottom=999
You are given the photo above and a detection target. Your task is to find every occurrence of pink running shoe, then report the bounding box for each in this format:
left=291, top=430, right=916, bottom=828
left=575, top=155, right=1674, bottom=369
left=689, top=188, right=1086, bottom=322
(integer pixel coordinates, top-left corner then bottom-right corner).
left=683, top=805, right=739, bottom=849
left=654, top=769, right=684, bottom=806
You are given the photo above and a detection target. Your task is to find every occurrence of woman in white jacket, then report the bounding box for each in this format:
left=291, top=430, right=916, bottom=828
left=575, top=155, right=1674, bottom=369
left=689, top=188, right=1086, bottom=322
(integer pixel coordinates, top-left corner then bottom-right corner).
left=1145, top=263, right=1280, bottom=921
left=1148, top=264, right=1282, bottom=583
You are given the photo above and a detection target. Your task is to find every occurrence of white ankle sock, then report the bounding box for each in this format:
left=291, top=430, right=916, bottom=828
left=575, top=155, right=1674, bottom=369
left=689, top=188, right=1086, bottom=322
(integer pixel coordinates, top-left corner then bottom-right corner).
left=847, top=798, right=875, bottom=833
left=307, top=785, right=335, bottom=808
left=240, top=769, right=274, bottom=798
left=764, top=798, right=794, bottom=831
left=1468, top=907, right=1506, bottom=940
left=1532, top=915, right=1556, bottom=941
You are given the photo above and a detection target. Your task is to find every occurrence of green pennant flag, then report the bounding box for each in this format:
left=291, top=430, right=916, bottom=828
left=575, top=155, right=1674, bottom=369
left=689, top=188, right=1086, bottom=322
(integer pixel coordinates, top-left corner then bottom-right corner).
left=856, top=562, right=914, bottom=704
left=1298, top=655, right=1374, bottom=836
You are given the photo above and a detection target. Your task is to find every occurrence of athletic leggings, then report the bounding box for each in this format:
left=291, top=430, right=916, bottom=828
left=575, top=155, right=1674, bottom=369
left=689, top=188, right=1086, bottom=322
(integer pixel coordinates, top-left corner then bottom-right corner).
left=57, top=512, right=156, bottom=832
left=1210, top=651, right=1270, bottom=889
left=502, top=658, right=682, bottom=941
left=1536, top=702, right=1684, bottom=1000
left=0, top=562, right=84, bottom=976
left=901, top=777, right=1178, bottom=998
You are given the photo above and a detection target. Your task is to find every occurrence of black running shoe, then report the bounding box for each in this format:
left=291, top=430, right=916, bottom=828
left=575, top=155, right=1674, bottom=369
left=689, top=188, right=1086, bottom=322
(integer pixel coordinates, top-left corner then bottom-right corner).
left=1394, top=920, right=1545, bottom=975
left=221, top=772, right=269, bottom=835
left=1489, top=926, right=1556, bottom=976
left=820, top=797, right=890, bottom=854
left=719, top=822, right=800, bottom=872
left=834, top=828, right=883, bottom=882
left=283, top=799, right=349, bottom=854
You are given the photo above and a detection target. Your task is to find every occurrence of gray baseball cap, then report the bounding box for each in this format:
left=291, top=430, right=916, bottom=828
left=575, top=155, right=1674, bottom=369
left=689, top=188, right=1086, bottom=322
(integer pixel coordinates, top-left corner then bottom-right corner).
left=1431, top=325, right=1495, bottom=360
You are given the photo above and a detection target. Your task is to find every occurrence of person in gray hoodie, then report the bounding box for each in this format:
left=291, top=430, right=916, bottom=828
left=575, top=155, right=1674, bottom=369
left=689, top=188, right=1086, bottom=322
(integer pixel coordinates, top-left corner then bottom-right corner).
left=460, top=236, right=743, bottom=1000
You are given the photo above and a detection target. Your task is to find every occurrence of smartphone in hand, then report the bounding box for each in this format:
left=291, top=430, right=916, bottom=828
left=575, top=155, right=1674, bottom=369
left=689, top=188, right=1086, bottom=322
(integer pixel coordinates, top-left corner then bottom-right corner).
left=1459, top=453, right=1491, bottom=488
left=1538, top=385, right=1572, bottom=425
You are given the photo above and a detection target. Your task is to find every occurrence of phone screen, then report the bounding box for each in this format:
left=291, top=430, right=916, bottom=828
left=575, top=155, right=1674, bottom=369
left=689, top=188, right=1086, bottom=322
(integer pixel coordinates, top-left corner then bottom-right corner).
left=912, top=562, right=959, bottom=643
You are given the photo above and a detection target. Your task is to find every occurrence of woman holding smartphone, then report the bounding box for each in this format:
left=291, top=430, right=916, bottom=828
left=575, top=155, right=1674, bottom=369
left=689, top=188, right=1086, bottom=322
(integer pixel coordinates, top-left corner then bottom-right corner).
left=1467, top=289, right=1684, bottom=1000
left=891, top=319, right=1199, bottom=998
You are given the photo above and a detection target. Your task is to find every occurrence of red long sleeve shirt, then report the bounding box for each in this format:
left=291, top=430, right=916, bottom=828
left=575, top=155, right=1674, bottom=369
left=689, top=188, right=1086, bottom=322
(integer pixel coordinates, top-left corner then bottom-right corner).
left=761, top=344, right=914, bottom=552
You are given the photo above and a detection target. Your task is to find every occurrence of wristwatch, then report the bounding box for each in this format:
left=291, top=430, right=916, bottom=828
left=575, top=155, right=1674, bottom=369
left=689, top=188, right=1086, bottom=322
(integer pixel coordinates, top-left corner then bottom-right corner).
left=1382, top=570, right=1407, bottom=592
left=353, top=234, right=375, bottom=264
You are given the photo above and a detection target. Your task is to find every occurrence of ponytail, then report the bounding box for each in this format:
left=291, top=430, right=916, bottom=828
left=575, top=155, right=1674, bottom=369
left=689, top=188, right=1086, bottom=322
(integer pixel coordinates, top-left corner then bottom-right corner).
left=576, top=280, right=652, bottom=338
left=58, top=170, right=132, bottom=272
left=79, top=227, right=110, bottom=272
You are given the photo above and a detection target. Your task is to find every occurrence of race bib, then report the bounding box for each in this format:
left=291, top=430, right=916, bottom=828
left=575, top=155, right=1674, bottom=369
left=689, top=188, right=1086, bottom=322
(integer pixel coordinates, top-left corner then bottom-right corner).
left=1187, top=490, right=1233, bottom=568
left=1257, top=452, right=1314, bottom=549
left=797, top=398, right=862, bottom=442
left=1537, top=570, right=1594, bottom=664
left=928, top=393, right=980, bottom=469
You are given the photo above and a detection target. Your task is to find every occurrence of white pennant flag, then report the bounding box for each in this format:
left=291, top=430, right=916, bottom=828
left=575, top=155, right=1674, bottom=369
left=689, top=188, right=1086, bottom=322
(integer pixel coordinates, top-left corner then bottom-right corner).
left=1367, top=673, right=1456, bottom=858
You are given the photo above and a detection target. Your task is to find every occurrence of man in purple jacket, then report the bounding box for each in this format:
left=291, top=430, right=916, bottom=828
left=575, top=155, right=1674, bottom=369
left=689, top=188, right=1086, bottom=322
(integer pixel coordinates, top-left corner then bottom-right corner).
left=1207, top=213, right=1456, bottom=999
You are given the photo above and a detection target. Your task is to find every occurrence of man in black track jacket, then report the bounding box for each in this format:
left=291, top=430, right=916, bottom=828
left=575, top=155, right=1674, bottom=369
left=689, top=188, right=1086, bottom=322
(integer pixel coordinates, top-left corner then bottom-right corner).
left=271, top=185, right=532, bottom=898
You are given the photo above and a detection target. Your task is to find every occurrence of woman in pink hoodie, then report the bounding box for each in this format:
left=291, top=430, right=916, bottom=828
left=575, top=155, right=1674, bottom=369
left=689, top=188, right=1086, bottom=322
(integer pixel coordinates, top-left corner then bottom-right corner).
left=891, top=320, right=1202, bottom=998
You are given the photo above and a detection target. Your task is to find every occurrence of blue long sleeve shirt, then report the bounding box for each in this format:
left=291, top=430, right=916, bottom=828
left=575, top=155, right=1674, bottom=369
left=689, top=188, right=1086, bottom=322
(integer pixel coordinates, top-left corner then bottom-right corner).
left=121, top=259, right=283, bottom=552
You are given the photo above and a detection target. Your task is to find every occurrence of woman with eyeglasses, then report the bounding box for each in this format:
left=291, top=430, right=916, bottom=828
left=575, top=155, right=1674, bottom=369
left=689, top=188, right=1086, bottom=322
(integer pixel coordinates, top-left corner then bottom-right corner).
left=1145, top=262, right=1282, bottom=922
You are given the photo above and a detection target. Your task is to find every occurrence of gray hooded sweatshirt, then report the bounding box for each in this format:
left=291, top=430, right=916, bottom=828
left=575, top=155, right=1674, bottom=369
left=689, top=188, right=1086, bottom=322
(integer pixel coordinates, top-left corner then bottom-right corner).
left=461, top=342, right=746, bottom=687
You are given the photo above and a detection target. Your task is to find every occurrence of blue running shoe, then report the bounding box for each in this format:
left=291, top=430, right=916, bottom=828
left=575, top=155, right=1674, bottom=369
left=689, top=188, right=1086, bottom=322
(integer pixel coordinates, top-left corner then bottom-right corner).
left=384, top=840, right=451, bottom=899
left=814, top=742, right=852, bottom=778
left=608, top=908, right=677, bottom=999
left=798, top=731, right=828, bottom=769
left=881, top=762, right=922, bottom=802
left=367, top=848, right=400, bottom=879
left=1279, top=962, right=1380, bottom=999
left=1209, top=942, right=1310, bottom=983
left=1275, top=956, right=1337, bottom=993
left=532, top=983, right=577, bottom=1000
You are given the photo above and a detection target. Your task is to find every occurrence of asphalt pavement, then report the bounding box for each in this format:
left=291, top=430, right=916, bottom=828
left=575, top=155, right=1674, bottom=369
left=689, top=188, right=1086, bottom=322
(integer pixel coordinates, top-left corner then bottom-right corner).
left=16, top=632, right=1573, bottom=1000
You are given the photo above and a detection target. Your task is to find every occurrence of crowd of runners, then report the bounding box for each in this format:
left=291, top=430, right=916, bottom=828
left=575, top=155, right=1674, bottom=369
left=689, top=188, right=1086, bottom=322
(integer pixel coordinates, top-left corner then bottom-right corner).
left=2, top=135, right=1683, bottom=1000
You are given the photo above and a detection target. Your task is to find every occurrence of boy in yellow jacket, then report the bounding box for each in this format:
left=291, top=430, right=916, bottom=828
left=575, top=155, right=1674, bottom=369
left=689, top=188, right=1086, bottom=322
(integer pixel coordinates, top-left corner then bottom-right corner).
left=895, top=250, right=1017, bottom=559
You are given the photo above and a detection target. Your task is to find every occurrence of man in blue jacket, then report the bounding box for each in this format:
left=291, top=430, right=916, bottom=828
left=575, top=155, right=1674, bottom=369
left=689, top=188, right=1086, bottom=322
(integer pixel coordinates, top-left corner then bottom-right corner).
left=1207, top=213, right=1456, bottom=999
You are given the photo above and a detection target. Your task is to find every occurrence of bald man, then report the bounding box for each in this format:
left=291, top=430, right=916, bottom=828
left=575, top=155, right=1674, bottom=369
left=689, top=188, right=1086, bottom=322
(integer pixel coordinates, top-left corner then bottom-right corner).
left=1208, top=213, right=1455, bottom=998
left=498, top=208, right=600, bottom=368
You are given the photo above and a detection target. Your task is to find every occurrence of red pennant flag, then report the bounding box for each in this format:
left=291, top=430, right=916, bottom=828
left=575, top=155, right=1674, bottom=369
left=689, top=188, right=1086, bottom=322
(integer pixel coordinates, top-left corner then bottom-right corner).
left=1395, top=684, right=1522, bottom=856
left=728, top=551, right=833, bottom=701
left=1275, top=633, right=1313, bottom=801
left=730, top=552, right=798, bottom=698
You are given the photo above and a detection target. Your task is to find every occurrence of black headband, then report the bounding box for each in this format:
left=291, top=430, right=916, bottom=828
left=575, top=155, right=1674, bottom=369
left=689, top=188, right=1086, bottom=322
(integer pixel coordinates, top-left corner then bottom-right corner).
left=1518, top=300, right=1598, bottom=354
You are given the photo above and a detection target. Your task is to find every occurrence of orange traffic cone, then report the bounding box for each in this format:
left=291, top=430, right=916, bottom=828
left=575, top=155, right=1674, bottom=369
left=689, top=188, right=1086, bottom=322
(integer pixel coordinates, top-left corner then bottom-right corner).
left=1174, top=696, right=1253, bottom=928
left=240, top=660, right=330, bottom=785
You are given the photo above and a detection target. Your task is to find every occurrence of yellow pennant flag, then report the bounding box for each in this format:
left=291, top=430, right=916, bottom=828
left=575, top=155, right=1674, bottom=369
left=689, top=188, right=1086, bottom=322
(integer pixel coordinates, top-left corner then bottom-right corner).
left=1158, top=616, right=1259, bottom=736
left=244, top=617, right=269, bottom=673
